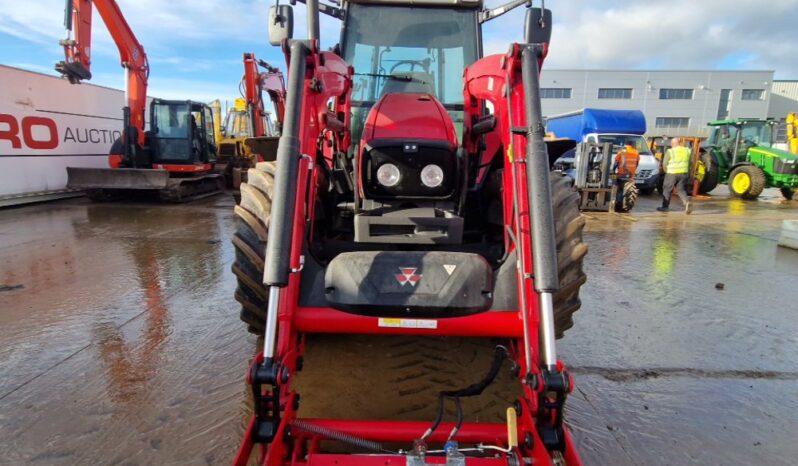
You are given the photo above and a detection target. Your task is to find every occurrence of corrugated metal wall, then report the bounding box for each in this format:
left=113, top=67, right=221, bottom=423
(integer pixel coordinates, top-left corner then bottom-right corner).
left=768, top=81, right=798, bottom=119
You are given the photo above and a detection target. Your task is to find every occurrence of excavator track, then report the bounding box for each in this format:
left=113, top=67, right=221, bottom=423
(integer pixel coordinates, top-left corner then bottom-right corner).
left=158, top=174, right=225, bottom=202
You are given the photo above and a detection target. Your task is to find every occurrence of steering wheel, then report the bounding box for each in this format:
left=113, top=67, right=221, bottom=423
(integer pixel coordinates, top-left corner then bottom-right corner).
left=389, top=59, right=429, bottom=75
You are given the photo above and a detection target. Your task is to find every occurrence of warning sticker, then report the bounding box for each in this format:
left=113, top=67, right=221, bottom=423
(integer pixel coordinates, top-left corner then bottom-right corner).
left=378, top=318, right=438, bottom=329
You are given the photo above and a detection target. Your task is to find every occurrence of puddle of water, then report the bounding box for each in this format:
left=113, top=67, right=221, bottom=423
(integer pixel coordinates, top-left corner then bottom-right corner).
left=1, top=192, right=797, bottom=465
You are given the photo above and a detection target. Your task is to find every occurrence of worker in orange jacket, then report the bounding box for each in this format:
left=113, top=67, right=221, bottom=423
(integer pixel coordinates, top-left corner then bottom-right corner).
left=615, top=144, right=640, bottom=179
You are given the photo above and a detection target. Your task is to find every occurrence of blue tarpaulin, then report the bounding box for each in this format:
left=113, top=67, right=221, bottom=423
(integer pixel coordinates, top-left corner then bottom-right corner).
left=545, top=108, right=647, bottom=141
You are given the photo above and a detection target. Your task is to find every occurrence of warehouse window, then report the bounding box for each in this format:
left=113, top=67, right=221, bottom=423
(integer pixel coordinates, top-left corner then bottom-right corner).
left=659, top=88, right=694, bottom=100
left=655, top=117, right=690, bottom=128
left=598, top=88, right=632, bottom=99
left=540, top=88, right=572, bottom=99
left=741, top=89, right=765, bottom=101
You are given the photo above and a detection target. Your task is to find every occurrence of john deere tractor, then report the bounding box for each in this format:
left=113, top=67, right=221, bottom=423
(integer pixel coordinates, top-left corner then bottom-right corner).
left=706, top=119, right=798, bottom=200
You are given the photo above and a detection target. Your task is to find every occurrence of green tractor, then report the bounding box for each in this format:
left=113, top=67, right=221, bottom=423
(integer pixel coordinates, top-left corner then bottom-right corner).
left=705, top=119, right=798, bottom=200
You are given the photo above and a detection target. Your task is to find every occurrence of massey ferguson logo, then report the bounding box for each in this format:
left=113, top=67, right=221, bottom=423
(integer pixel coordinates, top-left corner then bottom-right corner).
left=395, top=267, right=421, bottom=287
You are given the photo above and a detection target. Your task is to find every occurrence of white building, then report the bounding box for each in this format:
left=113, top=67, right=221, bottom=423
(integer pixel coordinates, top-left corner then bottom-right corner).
left=539, top=70, right=775, bottom=137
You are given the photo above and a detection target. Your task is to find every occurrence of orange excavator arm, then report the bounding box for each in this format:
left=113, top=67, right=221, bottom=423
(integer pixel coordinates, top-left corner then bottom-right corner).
left=243, top=53, right=286, bottom=136
left=56, top=0, right=149, bottom=148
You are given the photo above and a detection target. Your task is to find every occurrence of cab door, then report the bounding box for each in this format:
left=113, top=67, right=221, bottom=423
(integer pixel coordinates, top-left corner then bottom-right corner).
left=202, top=105, right=218, bottom=162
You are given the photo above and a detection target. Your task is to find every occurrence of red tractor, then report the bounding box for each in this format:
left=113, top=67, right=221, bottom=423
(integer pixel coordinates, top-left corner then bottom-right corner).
left=232, top=0, right=588, bottom=465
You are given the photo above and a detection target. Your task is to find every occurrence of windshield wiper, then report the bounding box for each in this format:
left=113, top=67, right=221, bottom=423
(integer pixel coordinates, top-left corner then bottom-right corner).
left=353, top=72, right=412, bottom=81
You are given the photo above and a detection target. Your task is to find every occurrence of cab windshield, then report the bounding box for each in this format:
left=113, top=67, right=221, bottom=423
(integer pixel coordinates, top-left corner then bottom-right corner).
left=739, top=121, right=773, bottom=146
left=224, top=110, right=252, bottom=138
left=153, top=102, right=191, bottom=161
left=597, top=135, right=653, bottom=155
left=709, top=121, right=773, bottom=148
left=342, top=3, right=479, bottom=141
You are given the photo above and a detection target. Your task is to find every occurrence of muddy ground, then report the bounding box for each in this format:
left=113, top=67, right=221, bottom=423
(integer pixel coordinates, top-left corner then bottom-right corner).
left=1, top=188, right=797, bottom=465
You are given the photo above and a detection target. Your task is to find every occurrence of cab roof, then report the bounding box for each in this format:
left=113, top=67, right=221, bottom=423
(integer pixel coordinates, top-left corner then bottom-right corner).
left=345, top=0, right=483, bottom=8
left=708, top=118, right=773, bottom=125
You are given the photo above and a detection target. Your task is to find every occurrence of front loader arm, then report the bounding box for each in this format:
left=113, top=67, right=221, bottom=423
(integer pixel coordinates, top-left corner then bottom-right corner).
left=57, top=0, right=149, bottom=148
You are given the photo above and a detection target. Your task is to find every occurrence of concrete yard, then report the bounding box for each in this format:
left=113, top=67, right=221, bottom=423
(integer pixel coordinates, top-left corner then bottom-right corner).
left=1, top=190, right=797, bottom=465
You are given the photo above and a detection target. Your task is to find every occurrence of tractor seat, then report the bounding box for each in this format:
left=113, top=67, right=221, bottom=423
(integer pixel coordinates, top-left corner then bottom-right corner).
left=324, top=250, right=493, bottom=318
left=380, top=72, right=435, bottom=97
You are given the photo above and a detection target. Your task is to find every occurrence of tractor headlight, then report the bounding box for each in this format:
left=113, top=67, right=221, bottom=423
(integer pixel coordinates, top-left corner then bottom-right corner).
left=377, top=163, right=401, bottom=187
left=420, top=164, right=444, bottom=188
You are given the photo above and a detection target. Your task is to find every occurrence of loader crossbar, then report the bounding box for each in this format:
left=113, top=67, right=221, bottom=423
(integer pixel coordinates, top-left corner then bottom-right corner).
left=294, top=307, right=524, bottom=337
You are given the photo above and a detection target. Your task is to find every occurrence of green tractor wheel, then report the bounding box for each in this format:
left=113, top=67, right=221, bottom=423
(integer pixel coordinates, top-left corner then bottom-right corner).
left=728, top=165, right=766, bottom=200
left=781, top=187, right=795, bottom=200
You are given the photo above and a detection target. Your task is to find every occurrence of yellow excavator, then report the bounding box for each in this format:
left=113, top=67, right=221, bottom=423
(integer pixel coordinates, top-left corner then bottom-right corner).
left=210, top=98, right=278, bottom=190
left=209, top=54, right=285, bottom=195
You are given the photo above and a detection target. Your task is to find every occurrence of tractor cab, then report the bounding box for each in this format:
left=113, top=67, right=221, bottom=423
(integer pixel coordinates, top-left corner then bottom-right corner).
left=149, top=99, right=217, bottom=167
left=707, top=119, right=775, bottom=166
left=341, top=0, right=482, bottom=142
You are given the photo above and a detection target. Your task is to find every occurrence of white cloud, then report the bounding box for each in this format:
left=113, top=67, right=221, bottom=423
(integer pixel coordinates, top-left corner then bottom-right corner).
left=2, top=0, right=798, bottom=79
left=89, top=71, right=239, bottom=103
left=484, top=0, right=798, bottom=77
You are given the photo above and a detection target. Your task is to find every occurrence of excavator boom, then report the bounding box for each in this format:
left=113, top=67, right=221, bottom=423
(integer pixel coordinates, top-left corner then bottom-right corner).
left=243, top=53, right=286, bottom=134
left=57, top=0, right=149, bottom=147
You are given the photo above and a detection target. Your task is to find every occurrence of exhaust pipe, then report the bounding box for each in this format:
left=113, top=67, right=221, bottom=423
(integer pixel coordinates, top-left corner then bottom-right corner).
left=307, top=0, right=320, bottom=42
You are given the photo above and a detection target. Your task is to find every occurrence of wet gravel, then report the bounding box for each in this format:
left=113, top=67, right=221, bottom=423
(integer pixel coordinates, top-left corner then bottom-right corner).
left=1, top=188, right=797, bottom=465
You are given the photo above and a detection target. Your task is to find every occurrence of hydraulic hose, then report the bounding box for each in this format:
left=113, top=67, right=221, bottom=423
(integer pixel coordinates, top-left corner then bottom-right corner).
left=421, top=346, right=508, bottom=441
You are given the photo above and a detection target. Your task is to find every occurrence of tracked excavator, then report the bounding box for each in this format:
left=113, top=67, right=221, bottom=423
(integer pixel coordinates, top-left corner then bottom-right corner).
left=56, top=0, right=223, bottom=202
left=218, top=54, right=286, bottom=194
left=230, top=0, right=588, bottom=465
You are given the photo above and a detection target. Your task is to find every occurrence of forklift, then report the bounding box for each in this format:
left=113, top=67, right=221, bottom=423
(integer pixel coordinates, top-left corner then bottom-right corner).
left=554, top=142, right=637, bottom=212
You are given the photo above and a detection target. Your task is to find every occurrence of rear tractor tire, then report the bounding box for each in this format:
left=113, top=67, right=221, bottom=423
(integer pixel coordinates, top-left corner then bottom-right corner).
left=549, top=171, right=589, bottom=338
left=728, top=165, right=765, bottom=200
left=698, top=151, right=720, bottom=194
left=231, top=162, right=276, bottom=334
left=781, top=187, right=795, bottom=200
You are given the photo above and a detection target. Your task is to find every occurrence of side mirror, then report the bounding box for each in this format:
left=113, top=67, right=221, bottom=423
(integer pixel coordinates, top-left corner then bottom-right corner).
left=524, top=8, right=552, bottom=44
left=268, top=5, right=294, bottom=46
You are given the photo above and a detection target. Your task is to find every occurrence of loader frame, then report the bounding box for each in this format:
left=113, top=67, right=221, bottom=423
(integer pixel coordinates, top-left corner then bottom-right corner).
left=234, top=3, right=582, bottom=466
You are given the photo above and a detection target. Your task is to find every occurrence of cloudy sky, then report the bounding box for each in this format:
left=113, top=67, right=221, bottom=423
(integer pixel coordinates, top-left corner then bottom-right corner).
left=2, top=0, right=797, bottom=104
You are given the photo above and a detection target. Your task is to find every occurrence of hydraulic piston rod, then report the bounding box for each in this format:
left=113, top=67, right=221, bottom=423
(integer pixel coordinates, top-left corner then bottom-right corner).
left=261, top=41, right=308, bottom=360
left=521, top=44, right=559, bottom=371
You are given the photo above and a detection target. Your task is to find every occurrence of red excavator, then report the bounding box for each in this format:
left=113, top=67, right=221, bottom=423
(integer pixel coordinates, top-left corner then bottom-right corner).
left=57, top=0, right=223, bottom=201
left=231, top=0, right=587, bottom=465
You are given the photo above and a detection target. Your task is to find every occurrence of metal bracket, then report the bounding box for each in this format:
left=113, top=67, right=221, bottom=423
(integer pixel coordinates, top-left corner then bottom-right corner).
left=537, top=369, right=570, bottom=452
left=250, top=361, right=281, bottom=444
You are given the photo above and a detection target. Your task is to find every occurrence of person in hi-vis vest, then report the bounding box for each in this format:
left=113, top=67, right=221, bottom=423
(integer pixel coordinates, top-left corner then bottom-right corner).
left=658, top=137, right=693, bottom=214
